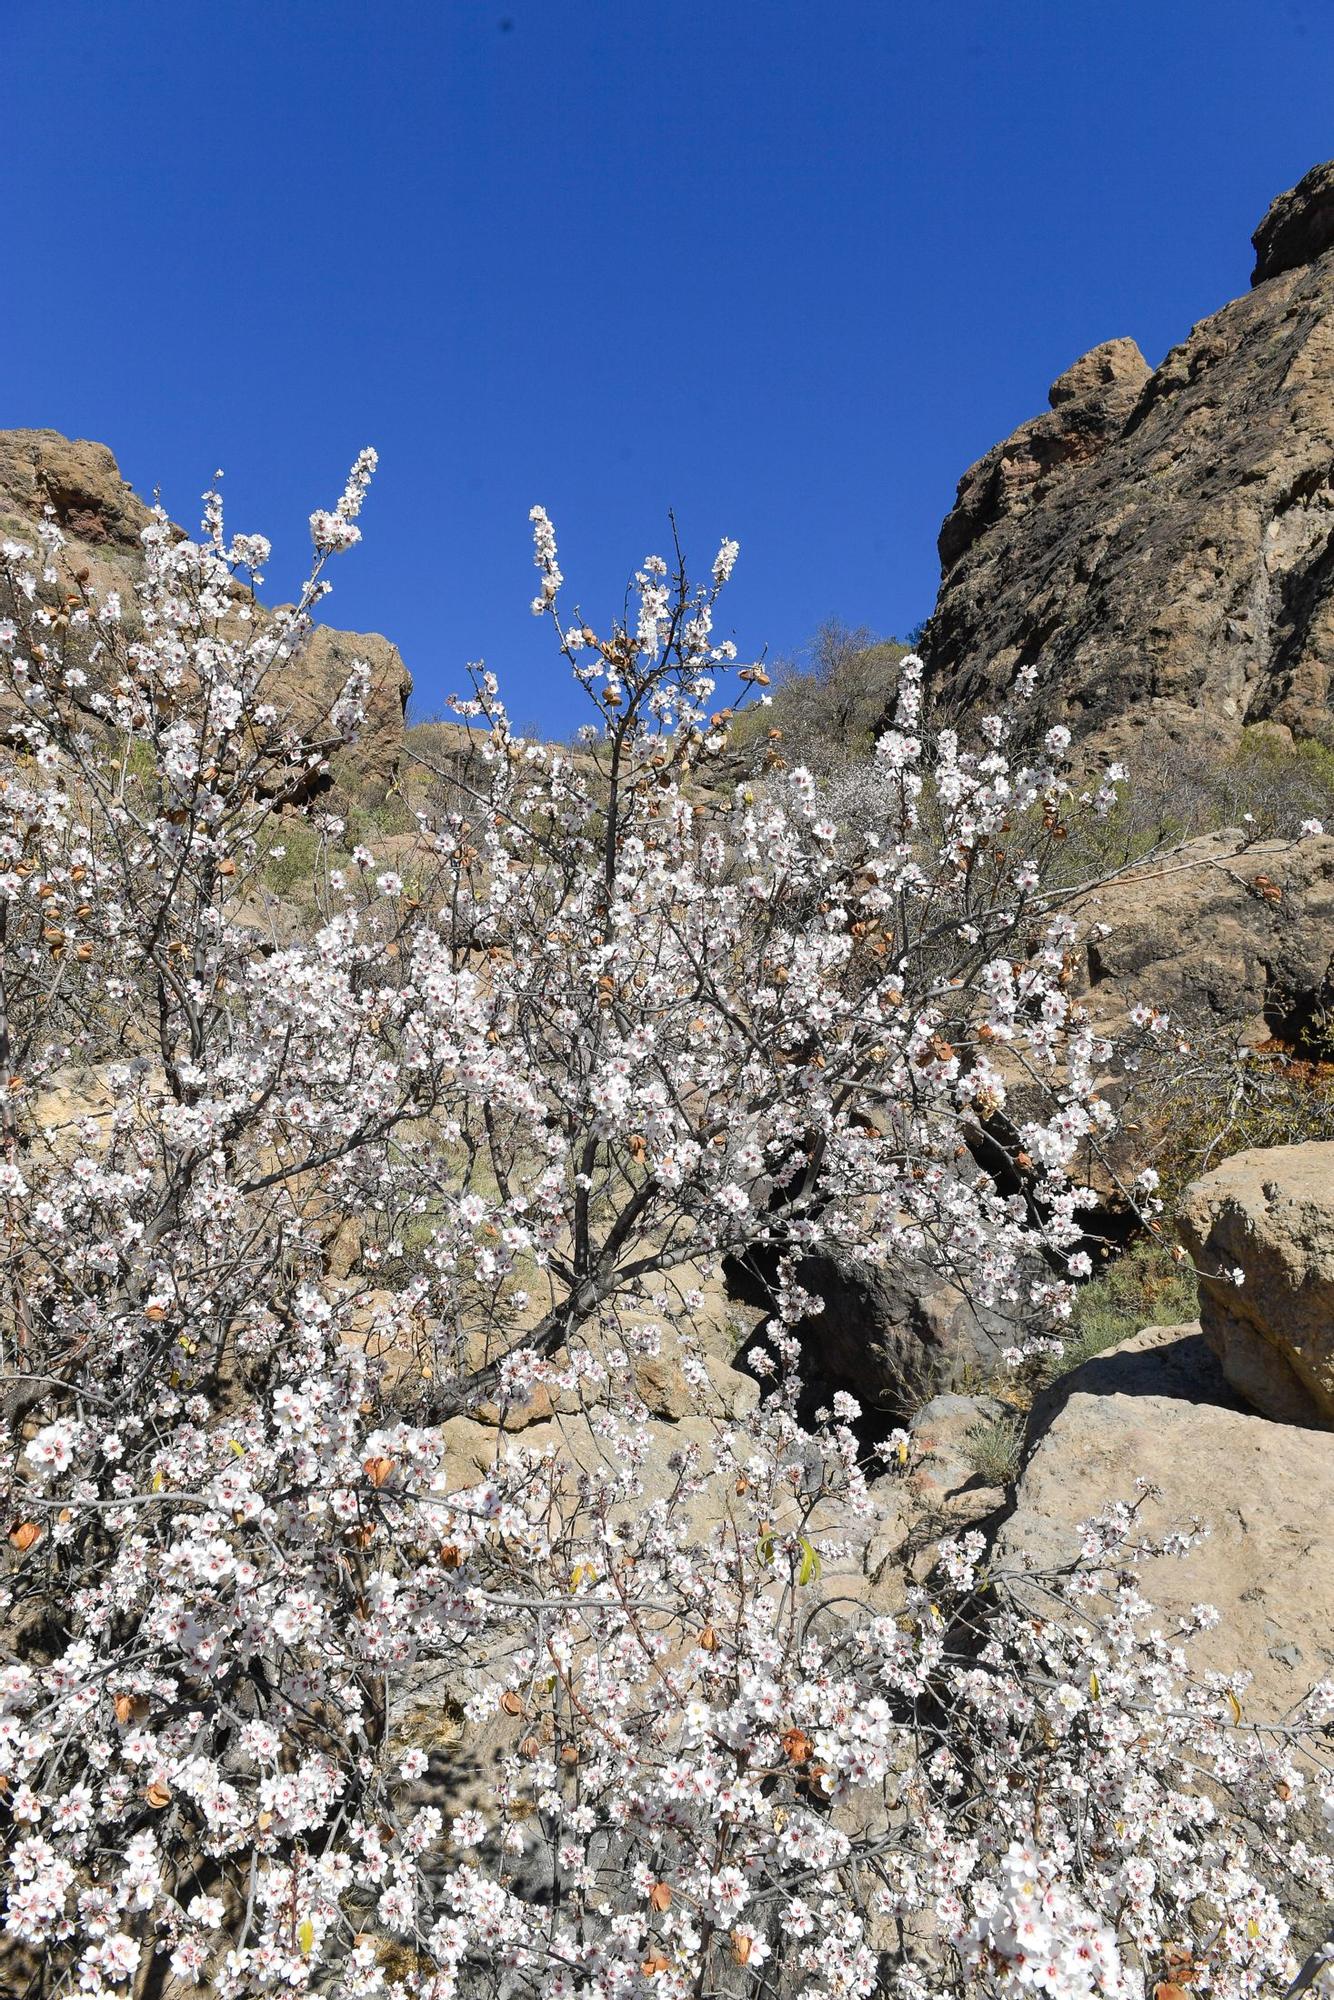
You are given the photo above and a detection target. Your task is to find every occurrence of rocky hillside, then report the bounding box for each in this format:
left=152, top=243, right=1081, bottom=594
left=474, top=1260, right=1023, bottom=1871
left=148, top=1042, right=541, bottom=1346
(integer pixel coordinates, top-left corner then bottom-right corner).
left=0, top=426, right=413, bottom=808
left=923, top=159, right=1334, bottom=756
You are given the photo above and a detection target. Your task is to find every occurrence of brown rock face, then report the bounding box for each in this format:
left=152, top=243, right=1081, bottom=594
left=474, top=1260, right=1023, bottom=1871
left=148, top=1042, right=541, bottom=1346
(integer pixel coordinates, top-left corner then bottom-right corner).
left=1177, top=1140, right=1334, bottom=1427
left=0, top=429, right=149, bottom=549
left=937, top=339, right=1150, bottom=574
left=0, top=427, right=411, bottom=806
left=284, top=624, right=411, bottom=809
left=986, top=829, right=1334, bottom=1216
left=1073, top=828, right=1334, bottom=1044
left=925, top=162, right=1334, bottom=751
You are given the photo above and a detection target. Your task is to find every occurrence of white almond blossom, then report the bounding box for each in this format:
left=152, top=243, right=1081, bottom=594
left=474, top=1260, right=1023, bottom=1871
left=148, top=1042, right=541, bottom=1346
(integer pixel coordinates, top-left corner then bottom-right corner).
left=0, top=470, right=1326, bottom=2000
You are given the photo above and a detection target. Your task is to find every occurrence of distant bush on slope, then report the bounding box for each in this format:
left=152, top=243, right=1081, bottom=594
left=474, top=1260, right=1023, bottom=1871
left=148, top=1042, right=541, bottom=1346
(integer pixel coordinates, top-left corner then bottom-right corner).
left=728, top=619, right=912, bottom=770
left=1060, top=729, right=1334, bottom=877
left=738, top=622, right=1334, bottom=867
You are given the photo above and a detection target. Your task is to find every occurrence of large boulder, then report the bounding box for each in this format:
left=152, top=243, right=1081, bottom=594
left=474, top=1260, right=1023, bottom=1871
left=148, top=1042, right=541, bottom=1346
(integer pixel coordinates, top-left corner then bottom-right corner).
left=732, top=1243, right=1025, bottom=1419
left=1178, top=1140, right=1334, bottom=1426
left=924, top=161, right=1334, bottom=752
left=999, top=1322, right=1334, bottom=1714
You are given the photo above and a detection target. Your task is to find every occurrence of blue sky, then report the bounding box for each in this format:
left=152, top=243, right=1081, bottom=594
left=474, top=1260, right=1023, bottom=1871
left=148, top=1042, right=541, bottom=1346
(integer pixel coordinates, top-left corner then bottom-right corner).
left=7, top=1, right=1334, bottom=733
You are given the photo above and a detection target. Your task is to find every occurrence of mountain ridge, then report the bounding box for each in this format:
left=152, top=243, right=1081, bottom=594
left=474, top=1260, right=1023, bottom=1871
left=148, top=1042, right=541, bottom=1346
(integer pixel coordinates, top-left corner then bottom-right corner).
left=921, top=159, right=1334, bottom=759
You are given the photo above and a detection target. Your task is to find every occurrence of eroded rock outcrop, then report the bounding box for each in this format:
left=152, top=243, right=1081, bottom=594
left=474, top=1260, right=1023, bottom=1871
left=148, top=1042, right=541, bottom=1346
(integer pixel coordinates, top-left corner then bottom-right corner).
left=278, top=622, right=411, bottom=809
left=0, top=428, right=148, bottom=557
left=1073, top=828, right=1334, bottom=1044
left=1178, top=1139, right=1334, bottom=1426
left=0, top=427, right=411, bottom=805
left=936, top=338, right=1150, bottom=575
left=1252, top=158, right=1334, bottom=284
left=925, top=162, right=1334, bottom=751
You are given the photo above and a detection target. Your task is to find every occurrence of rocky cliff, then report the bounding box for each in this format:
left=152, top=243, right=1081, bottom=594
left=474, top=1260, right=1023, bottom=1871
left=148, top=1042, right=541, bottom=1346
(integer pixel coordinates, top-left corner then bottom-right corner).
left=0, top=427, right=412, bottom=806
left=923, top=160, right=1334, bottom=755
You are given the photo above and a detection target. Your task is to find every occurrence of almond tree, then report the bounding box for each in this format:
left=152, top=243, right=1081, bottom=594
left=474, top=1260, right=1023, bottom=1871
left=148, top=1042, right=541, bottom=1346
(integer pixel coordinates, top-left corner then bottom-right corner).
left=0, top=473, right=1327, bottom=2000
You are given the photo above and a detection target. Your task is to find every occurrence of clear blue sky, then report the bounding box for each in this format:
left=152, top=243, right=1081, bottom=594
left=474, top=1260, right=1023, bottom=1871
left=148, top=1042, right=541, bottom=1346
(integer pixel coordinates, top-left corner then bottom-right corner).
left=7, top=1, right=1334, bottom=733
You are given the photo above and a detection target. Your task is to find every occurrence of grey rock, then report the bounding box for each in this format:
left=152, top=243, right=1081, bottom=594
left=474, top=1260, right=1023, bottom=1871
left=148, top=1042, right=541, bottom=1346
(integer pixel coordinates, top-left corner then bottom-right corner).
left=795, top=1246, right=1027, bottom=1414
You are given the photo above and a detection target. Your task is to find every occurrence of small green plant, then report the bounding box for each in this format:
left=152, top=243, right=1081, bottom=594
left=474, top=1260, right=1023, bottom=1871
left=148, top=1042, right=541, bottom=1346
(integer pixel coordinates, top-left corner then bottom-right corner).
left=964, top=1409, right=1025, bottom=1486
left=257, top=814, right=329, bottom=898
left=343, top=793, right=416, bottom=845
left=1044, top=1238, right=1198, bottom=1389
